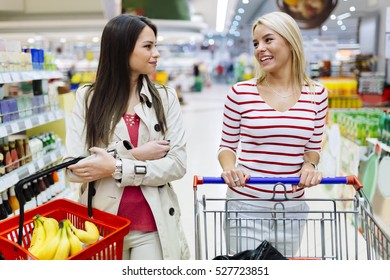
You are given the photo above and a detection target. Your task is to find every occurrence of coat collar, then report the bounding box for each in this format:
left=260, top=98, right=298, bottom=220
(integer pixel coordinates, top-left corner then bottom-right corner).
left=113, top=77, right=153, bottom=141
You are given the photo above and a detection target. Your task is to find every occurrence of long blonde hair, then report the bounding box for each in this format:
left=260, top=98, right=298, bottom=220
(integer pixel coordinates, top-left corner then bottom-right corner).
left=252, top=11, right=317, bottom=94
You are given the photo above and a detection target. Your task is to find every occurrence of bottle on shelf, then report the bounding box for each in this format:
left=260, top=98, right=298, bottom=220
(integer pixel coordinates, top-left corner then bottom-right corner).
left=1, top=190, right=13, bottom=217
left=31, top=179, right=43, bottom=206
left=9, top=140, right=20, bottom=170
left=0, top=153, right=5, bottom=177
left=0, top=195, right=9, bottom=220
left=15, top=138, right=26, bottom=166
left=23, top=137, right=32, bottom=163
left=2, top=144, right=13, bottom=173
left=8, top=186, right=20, bottom=215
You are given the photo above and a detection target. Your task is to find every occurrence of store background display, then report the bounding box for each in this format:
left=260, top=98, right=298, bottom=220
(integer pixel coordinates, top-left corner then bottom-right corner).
left=0, top=0, right=389, bottom=236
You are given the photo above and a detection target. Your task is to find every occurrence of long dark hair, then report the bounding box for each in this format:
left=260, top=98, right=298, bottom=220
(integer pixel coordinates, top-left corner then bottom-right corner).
left=84, top=14, right=167, bottom=147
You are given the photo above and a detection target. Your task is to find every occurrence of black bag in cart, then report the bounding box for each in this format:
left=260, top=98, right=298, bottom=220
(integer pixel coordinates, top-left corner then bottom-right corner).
left=213, top=240, right=287, bottom=260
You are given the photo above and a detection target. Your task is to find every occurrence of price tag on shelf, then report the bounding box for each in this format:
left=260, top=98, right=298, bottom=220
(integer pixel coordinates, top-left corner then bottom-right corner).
left=50, top=153, right=57, bottom=163
left=10, top=72, right=22, bottom=82
left=47, top=112, right=55, bottom=122
left=2, top=172, right=19, bottom=187
left=0, top=126, right=7, bottom=138
left=54, top=110, right=63, bottom=119
left=38, top=115, right=45, bottom=124
left=25, top=119, right=33, bottom=129
left=10, top=122, right=19, bottom=133
left=27, top=164, right=36, bottom=175
left=37, top=158, right=45, bottom=170
left=1, top=72, right=12, bottom=83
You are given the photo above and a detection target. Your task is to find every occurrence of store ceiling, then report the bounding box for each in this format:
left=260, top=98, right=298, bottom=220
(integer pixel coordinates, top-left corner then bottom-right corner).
left=0, top=0, right=380, bottom=47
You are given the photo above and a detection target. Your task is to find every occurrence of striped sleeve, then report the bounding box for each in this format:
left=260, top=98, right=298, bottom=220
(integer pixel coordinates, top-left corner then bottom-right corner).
left=304, top=85, right=328, bottom=153
left=218, top=85, right=242, bottom=154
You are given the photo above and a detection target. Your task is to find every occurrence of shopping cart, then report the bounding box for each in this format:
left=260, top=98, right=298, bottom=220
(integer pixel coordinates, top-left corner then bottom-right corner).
left=193, top=175, right=390, bottom=260
left=0, top=158, right=131, bottom=260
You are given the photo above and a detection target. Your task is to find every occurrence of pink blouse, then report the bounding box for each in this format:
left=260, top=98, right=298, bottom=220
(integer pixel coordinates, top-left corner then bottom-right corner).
left=117, top=113, right=157, bottom=231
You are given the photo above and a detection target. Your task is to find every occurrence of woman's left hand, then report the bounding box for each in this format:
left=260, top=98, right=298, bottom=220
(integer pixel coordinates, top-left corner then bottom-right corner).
left=67, top=147, right=116, bottom=181
left=293, top=162, right=322, bottom=192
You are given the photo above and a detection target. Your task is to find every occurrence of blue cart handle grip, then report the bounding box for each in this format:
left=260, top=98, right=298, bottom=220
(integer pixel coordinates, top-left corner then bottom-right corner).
left=193, top=175, right=363, bottom=191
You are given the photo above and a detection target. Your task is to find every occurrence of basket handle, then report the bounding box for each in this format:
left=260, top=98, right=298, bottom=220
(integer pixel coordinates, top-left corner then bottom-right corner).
left=15, top=157, right=85, bottom=245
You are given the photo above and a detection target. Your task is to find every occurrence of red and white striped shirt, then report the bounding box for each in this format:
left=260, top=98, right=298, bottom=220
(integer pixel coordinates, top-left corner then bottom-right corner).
left=219, top=79, right=328, bottom=201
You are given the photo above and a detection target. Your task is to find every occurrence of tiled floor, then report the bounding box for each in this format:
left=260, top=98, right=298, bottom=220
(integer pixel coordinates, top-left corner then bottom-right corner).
left=172, top=83, right=371, bottom=260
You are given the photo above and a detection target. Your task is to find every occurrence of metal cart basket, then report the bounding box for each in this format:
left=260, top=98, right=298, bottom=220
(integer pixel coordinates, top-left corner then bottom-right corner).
left=193, top=175, right=390, bottom=260
left=0, top=158, right=131, bottom=260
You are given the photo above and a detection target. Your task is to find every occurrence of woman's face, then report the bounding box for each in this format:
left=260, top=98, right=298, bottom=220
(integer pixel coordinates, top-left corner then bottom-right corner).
left=253, top=24, right=292, bottom=75
left=129, top=25, right=160, bottom=78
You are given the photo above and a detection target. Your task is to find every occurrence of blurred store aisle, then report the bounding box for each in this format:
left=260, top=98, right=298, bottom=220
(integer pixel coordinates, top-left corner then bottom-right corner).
left=171, top=83, right=229, bottom=259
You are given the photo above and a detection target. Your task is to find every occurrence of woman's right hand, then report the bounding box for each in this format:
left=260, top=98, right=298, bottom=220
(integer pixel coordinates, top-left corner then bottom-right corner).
left=221, top=168, right=250, bottom=188
left=131, top=140, right=170, bottom=161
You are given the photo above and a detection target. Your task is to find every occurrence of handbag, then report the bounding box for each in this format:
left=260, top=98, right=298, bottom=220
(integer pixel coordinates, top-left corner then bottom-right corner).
left=213, top=240, right=287, bottom=260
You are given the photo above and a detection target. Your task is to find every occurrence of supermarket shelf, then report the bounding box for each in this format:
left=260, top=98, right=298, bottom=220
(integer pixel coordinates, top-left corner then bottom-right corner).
left=0, top=145, right=66, bottom=193
left=366, top=138, right=390, bottom=153
left=0, top=109, right=64, bottom=138
left=0, top=70, right=64, bottom=84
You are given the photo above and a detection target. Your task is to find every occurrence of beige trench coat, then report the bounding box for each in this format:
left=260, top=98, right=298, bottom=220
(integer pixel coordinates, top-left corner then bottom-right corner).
left=66, top=79, right=190, bottom=260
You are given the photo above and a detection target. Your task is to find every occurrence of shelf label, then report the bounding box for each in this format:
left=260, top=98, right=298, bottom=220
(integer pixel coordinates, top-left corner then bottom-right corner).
left=25, top=119, right=33, bottom=129
left=37, top=158, right=45, bottom=170
left=47, top=112, right=55, bottom=122
left=0, top=126, right=7, bottom=137
left=50, top=153, right=57, bottom=163
left=10, top=122, right=19, bottom=133
left=1, top=72, right=12, bottom=83
left=10, top=72, right=22, bottom=82
left=27, top=164, right=36, bottom=175
left=38, top=115, right=45, bottom=124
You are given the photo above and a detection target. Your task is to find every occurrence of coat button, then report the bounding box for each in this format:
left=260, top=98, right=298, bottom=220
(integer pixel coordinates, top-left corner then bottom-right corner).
left=154, top=124, right=161, bottom=132
left=169, top=208, right=175, bottom=216
left=146, top=100, right=152, bottom=108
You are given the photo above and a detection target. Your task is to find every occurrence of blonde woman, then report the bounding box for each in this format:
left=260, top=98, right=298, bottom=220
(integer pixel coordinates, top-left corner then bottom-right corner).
left=218, top=11, right=328, bottom=257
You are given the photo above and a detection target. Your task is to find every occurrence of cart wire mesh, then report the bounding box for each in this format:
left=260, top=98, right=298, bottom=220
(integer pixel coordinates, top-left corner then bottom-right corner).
left=193, top=175, right=390, bottom=260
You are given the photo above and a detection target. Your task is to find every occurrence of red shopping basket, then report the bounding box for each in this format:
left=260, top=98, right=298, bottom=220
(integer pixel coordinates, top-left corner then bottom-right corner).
left=0, top=198, right=131, bottom=260
left=0, top=157, right=131, bottom=260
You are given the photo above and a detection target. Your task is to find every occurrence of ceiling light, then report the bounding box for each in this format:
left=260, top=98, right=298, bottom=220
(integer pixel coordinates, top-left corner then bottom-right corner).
left=242, top=0, right=249, bottom=4
left=337, top=20, right=343, bottom=25
left=322, top=25, right=328, bottom=31
left=341, top=25, right=346, bottom=30
left=216, top=0, right=229, bottom=32
left=337, top=12, right=351, bottom=20
left=330, top=14, right=336, bottom=20
left=238, top=8, right=245, bottom=14
left=350, top=6, right=356, bottom=12
left=235, top=15, right=242, bottom=21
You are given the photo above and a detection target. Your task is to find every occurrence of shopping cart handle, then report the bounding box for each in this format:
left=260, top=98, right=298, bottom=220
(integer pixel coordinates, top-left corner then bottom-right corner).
left=193, top=175, right=363, bottom=191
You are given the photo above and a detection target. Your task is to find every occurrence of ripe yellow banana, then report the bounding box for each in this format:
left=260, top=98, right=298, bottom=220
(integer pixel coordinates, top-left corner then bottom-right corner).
left=64, top=219, right=83, bottom=256
left=52, top=221, right=70, bottom=260
left=69, top=220, right=100, bottom=245
left=37, top=215, right=59, bottom=241
left=28, top=217, right=46, bottom=255
left=33, top=221, right=62, bottom=260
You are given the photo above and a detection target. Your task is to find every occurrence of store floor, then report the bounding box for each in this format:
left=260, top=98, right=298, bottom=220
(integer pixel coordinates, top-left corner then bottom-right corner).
left=173, top=83, right=368, bottom=260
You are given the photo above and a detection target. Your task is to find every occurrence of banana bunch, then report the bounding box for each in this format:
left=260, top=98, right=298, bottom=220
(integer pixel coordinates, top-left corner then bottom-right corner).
left=28, top=215, right=101, bottom=260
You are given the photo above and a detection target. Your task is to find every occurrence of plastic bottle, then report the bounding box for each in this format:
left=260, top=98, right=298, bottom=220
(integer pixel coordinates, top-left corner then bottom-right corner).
left=8, top=186, right=20, bottom=215
left=9, top=140, right=20, bottom=170
left=15, top=139, right=26, bottom=166
left=0, top=195, right=8, bottom=220
left=23, top=137, right=32, bottom=163
left=3, top=144, right=13, bottom=173
left=1, top=191, right=13, bottom=216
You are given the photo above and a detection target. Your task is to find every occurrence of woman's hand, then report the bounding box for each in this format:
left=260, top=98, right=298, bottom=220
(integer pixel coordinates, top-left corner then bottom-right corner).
left=293, top=162, right=322, bottom=192
left=221, top=168, right=250, bottom=188
left=67, top=147, right=116, bottom=182
left=131, top=140, right=170, bottom=161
